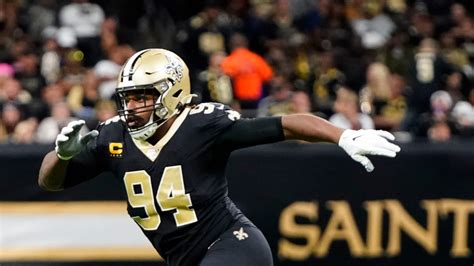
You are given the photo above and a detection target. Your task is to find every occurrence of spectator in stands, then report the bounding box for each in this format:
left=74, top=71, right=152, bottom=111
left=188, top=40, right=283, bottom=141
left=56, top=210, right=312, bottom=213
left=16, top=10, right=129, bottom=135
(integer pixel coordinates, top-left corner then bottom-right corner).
left=329, top=87, right=374, bottom=130
left=378, top=30, right=413, bottom=77
left=401, top=38, right=455, bottom=133
left=9, top=38, right=36, bottom=66
left=306, top=50, right=345, bottom=117
left=26, top=0, right=57, bottom=43
left=60, top=48, right=87, bottom=90
left=449, top=3, right=469, bottom=29
left=439, top=31, right=471, bottom=75
left=451, top=100, right=474, bottom=138
left=100, top=17, right=118, bottom=54
left=0, top=63, right=15, bottom=80
left=359, top=62, right=391, bottom=115
left=14, top=50, right=46, bottom=99
left=372, top=73, right=407, bottom=131
left=39, top=83, right=67, bottom=120
left=55, top=26, right=78, bottom=50
left=40, top=26, right=78, bottom=87
left=454, top=17, right=474, bottom=75
left=40, top=31, right=62, bottom=84
left=291, top=34, right=314, bottom=83
left=265, top=44, right=294, bottom=79
left=266, top=0, right=299, bottom=42
left=257, top=77, right=293, bottom=117
left=237, top=0, right=276, bottom=54
left=345, top=0, right=364, bottom=21
left=408, top=7, right=435, bottom=45
left=221, top=33, right=273, bottom=109
left=290, top=90, right=312, bottom=114
left=351, top=0, right=395, bottom=49
left=416, top=0, right=454, bottom=35
left=0, top=67, right=17, bottom=105
left=427, top=120, right=452, bottom=142
left=94, top=100, right=117, bottom=123
left=58, top=0, right=105, bottom=67
left=42, top=83, right=66, bottom=108
left=176, top=1, right=237, bottom=76
left=197, top=51, right=234, bottom=106
left=315, top=0, right=354, bottom=50
left=0, top=78, right=32, bottom=106
left=67, top=70, right=99, bottom=128
left=450, top=5, right=474, bottom=48
left=36, top=101, right=88, bottom=144
left=445, top=71, right=471, bottom=104
left=416, top=90, right=457, bottom=142
left=10, top=117, right=38, bottom=144
left=94, top=45, right=128, bottom=100
left=0, top=0, right=21, bottom=63
left=0, top=103, right=23, bottom=143
left=429, top=90, right=453, bottom=123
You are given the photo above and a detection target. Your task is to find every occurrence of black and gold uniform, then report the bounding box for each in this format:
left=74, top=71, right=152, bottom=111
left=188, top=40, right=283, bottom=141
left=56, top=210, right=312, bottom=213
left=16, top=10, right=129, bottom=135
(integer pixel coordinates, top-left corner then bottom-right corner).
left=63, top=102, right=283, bottom=265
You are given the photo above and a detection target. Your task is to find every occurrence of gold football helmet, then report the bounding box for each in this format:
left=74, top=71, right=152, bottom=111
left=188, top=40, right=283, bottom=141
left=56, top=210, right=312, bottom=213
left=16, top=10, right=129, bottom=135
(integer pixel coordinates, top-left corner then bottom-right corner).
left=115, top=48, right=193, bottom=140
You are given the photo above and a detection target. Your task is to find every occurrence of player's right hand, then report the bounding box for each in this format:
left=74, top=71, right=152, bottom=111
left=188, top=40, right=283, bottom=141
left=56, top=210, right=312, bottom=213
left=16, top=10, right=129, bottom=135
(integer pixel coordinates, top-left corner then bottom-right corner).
left=55, top=120, right=99, bottom=160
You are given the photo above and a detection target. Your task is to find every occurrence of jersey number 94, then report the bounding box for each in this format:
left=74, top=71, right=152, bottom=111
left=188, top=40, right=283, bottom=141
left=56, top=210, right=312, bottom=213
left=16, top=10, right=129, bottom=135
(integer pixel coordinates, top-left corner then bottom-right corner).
left=124, top=166, right=198, bottom=230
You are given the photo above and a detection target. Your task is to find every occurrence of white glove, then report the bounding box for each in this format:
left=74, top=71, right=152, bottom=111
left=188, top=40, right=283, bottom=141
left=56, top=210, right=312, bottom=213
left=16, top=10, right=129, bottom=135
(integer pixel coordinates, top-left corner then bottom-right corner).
left=338, top=129, right=401, bottom=172
left=55, top=120, right=99, bottom=160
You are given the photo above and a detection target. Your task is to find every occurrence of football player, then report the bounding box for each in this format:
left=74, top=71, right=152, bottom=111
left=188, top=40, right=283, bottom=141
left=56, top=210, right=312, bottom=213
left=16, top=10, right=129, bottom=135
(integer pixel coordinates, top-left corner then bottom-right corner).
left=38, top=49, right=401, bottom=266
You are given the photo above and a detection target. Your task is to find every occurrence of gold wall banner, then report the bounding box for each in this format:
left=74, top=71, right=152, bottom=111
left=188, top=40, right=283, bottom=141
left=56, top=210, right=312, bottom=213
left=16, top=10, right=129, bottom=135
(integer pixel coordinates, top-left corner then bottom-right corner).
left=278, top=199, right=474, bottom=260
left=0, top=201, right=163, bottom=262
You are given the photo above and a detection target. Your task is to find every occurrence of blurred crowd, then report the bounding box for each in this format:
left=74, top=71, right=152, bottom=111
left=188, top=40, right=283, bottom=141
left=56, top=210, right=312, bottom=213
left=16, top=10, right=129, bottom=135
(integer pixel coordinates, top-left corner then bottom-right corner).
left=1, top=0, right=473, bottom=145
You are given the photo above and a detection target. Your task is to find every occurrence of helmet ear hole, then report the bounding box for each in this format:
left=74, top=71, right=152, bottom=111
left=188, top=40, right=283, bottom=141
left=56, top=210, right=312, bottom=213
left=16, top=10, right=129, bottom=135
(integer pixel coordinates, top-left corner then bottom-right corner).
left=173, top=89, right=182, bottom=98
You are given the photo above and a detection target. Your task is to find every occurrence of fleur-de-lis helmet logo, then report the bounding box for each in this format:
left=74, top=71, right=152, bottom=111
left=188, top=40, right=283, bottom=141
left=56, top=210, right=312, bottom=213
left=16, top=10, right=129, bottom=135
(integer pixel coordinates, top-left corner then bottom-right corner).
left=165, top=56, right=183, bottom=83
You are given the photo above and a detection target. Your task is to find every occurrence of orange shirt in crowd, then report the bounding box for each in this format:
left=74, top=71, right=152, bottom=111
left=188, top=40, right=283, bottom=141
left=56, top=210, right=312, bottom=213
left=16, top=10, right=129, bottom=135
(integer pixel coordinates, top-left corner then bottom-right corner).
left=221, top=48, right=273, bottom=101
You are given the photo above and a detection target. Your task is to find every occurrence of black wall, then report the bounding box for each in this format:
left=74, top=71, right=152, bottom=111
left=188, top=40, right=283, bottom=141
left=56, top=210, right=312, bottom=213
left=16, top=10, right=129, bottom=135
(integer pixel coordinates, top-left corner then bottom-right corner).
left=1, top=141, right=473, bottom=265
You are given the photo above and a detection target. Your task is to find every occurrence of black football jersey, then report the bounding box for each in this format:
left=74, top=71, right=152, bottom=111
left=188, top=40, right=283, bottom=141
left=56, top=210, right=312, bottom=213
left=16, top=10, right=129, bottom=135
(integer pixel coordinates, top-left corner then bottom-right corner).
left=65, top=103, right=252, bottom=265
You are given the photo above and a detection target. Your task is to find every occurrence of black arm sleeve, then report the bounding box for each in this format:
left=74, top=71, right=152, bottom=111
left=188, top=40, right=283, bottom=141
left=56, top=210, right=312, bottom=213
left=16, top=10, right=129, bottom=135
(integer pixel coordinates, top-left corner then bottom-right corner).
left=63, top=137, right=106, bottom=188
left=214, top=116, right=285, bottom=152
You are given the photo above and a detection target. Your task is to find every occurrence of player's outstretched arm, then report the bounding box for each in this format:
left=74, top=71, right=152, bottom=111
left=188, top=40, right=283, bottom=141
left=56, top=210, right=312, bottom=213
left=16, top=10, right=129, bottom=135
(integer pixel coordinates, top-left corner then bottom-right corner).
left=281, top=114, right=401, bottom=172
left=282, top=114, right=344, bottom=143
left=38, top=120, right=98, bottom=191
left=38, top=150, right=70, bottom=191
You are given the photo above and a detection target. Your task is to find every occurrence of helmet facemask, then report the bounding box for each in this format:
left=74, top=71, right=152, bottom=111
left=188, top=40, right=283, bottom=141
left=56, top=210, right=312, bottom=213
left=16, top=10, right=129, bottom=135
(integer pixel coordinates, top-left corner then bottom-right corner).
left=116, top=79, right=181, bottom=140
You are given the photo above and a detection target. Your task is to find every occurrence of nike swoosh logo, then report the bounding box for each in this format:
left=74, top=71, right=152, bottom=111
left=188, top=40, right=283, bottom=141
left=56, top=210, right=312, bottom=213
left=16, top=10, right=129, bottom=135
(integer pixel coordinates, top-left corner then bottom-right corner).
left=352, top=135, right=364, bottom=141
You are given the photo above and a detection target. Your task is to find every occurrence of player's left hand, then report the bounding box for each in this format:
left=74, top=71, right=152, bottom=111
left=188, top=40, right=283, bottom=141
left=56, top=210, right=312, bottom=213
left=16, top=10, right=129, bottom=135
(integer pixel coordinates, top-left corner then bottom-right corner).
left=338, top=129, right=401, bottom=172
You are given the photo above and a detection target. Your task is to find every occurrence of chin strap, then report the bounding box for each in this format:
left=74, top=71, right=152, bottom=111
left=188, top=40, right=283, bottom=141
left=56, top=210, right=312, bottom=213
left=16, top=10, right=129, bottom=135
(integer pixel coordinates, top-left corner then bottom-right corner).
left=129, top=94, right=196, bottom=141
left=129, top=108, right=160, bottom=140
left=130, top=110, right=179, bottom=141
left=130, top=122, right=158, bottom=140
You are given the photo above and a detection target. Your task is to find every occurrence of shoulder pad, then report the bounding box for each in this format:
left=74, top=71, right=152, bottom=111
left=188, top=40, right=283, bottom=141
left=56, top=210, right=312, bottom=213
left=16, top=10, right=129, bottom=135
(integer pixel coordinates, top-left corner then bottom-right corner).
left=189, top=103, right=240, bottom=121
left=97, top=116, right=124, bottom=132
left=100, top=115, right=122, bottom=126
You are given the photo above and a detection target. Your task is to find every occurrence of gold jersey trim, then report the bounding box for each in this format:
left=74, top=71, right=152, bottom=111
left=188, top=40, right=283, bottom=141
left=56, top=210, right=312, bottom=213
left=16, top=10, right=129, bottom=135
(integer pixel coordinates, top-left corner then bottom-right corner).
left=132, top=107, right=191, bottom=161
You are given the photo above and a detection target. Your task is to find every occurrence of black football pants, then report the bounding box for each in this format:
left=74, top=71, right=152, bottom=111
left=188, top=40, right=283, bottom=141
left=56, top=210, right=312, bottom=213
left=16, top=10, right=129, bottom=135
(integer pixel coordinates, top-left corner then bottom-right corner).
left=199, top=221, right=273, bottom=266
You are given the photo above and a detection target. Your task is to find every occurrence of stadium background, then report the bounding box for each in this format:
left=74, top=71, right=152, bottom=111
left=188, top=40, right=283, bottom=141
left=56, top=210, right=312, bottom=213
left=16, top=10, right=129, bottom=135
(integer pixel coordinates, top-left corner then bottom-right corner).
left=1, top=0, right=474, bottom=265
